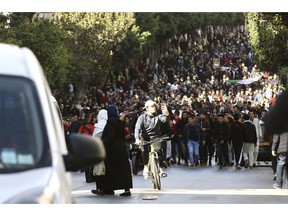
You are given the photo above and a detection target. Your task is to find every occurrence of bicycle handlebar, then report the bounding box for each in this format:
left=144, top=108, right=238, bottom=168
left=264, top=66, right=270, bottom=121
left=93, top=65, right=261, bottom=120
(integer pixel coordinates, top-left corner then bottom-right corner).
left=139, top=136, right=170, bottom=146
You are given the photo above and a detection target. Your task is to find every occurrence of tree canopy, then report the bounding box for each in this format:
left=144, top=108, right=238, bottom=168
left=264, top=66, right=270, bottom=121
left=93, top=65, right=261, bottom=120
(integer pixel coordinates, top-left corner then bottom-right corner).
left=246, top=13, right=288, bottom=76
left=7, top=12, right=282, bottom=97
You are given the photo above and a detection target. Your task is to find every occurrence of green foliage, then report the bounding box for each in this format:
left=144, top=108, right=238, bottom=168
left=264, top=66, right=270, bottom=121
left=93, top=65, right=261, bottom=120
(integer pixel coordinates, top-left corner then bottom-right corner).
left=26, top=19, right=70, bottom=90
left=0, top=13, right=9, bottom=28
left=155, top=13, right=179, bottom=42
left=8, top=13, right=35, bottom=27
left=176, top=13, right=204, bottom=34
left=135, top=13, right=180, bottom=44
left=0, top=13, right=71, bottom=91
left=135, top=13, right=160, bottom=45
left=0, top=12, right=247, bottom=97
left=55, top=12, right=136, bottom=98
left=247, top=13, right=288, bottom=73
left=279, top=67, right=288, bottom=87
left=113, top=25, right=151, bottom=64
left=135, top=12, right=245, bottom=44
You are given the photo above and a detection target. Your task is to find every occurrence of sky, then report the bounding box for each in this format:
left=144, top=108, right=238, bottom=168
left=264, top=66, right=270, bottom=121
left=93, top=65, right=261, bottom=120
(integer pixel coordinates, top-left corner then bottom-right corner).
left=1, top=0, right=288, bottom=12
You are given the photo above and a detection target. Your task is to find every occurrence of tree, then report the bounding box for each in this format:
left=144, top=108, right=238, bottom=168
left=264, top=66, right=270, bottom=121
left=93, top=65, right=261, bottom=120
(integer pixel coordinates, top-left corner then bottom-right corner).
left=135, top=13, right=160, bottom=45
left=1, top=12, right=248, bottom=96
left=56, top=12, right=136, bottom=100
left=113, top=25, right=151, bottom=67
left=0, top=13, right=71, bottom=92
left=246, top=13, right=288, bottom=76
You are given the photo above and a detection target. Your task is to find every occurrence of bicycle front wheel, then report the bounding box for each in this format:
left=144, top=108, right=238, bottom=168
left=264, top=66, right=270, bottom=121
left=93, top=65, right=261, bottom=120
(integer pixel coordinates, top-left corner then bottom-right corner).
left=150, top=156, right=161, bottom=190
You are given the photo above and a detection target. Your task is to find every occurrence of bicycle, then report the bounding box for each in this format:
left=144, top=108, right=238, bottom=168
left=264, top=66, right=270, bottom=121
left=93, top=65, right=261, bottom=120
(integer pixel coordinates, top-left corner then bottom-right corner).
left=140, top=136, right=169, bottom=190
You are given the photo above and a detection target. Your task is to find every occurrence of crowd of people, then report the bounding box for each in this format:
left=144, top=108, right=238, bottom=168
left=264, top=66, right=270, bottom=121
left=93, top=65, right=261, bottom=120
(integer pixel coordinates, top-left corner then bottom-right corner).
left=55, top=29, right=287, bottom=194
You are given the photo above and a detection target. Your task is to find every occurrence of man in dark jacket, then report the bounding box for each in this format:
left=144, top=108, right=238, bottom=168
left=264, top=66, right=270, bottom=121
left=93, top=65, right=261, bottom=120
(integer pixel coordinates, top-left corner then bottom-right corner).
left=230, top=113, right=244, bottom=169
left=183, top=114, right=202, bottom=167
left=68, top=115, right=81, bottom=134
left=176, top=111, right=189, bottom=165
left=213, top=114, right=229, bottom=169
left=271, top=132, right=288, bottom=189
left=242, top=114, right=257, bottom=169
left=198, top=113, right=211, bottom=166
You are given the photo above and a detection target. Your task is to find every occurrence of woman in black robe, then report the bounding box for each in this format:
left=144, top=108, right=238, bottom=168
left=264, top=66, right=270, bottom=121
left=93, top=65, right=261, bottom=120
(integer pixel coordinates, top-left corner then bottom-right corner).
left=91, top=105, right=133, bottom=196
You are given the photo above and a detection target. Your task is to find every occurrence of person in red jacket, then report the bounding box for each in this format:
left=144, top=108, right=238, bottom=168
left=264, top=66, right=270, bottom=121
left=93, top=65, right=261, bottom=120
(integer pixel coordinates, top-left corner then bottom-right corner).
left=79, top=113, right=96, bottom=135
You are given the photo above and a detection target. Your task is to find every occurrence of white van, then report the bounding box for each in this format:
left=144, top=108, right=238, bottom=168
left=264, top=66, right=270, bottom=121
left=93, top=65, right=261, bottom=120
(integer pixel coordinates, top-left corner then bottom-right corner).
left=0, top=43, right=105, bottom=203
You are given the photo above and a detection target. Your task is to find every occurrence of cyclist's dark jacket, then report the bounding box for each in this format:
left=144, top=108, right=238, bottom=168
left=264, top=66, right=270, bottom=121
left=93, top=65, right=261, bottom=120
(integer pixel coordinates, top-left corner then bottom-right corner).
left=134, top=111, right=169, bottom=141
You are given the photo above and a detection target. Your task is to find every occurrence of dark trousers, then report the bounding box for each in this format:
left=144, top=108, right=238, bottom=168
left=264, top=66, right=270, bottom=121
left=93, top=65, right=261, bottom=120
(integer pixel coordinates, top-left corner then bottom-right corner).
left=199, top=140, right=208, bottom=164
left=216, top=141, right=229, bottom=166
left=206, top=139, right=214, bottom=164
left=84, top=166, right=96, bottom=183
left=171, top=139, right=178, bottom=161
left=232, top=140, right=243, bottom=166
left=177, top=138, right=188, bottom=163
left=181, top=142, right=189, bottom=163
left=162, top=141, right=167, bottom=161
left=272, top=155, right=277, bottom=174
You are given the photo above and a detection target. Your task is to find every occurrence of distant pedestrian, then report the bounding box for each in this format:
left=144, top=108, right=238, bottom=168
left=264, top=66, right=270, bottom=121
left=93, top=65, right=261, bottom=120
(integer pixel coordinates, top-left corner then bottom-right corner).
left=271, top=132, right=288, bottom=189
left=78, top=113, right=95, bottom=135
left=230, top=113, right=244, bottom=170
left=198, top=112, right=211, bottom=166
left=68, top=115, right=81, bottom=134
left=80, top=113, right=96, bottom=183
left=183, top=114, right=202, bottom=167
left=93, top=109, right=108, bottom=138
left=68, top=83, right=74, bottom=100
left=176, top=111, right=189, bottom=165
left=91, top=109, right=108, bottom=193
left=242, top=114, right=257, bottom=169
left=249, top=111, right=262, bottom=167
left=213, top=114, right=229, bottom=169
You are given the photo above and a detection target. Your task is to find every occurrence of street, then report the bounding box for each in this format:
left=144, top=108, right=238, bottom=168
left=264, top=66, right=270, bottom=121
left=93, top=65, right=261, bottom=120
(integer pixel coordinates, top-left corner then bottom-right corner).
left=71, top=162, right=288, bottom=204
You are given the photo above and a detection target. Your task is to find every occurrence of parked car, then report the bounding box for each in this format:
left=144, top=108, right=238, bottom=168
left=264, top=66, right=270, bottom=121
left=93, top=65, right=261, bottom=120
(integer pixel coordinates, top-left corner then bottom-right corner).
left=257, top=140, right=272, bottom=162
left=0, top=42, right=105, bottom=203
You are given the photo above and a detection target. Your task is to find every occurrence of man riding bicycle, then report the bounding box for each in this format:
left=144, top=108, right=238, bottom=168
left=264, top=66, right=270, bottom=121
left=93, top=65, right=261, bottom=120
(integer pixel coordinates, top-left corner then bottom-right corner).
left=134, top=99, right=170, bottom=179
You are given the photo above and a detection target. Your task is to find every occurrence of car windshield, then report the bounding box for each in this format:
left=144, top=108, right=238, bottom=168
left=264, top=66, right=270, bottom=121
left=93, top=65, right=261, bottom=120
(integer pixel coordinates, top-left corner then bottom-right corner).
left=0, top=76, right=51, bottom=173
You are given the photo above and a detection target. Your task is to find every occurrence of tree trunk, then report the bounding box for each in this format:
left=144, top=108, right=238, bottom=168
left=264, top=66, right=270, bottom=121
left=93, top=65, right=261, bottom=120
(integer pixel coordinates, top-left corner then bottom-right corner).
left=74, top=84, right=87, bottom=103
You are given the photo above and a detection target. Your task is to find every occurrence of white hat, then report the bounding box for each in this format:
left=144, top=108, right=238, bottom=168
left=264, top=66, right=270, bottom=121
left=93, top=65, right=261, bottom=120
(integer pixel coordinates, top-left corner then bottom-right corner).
left=144, top=100, right=156, bottom=109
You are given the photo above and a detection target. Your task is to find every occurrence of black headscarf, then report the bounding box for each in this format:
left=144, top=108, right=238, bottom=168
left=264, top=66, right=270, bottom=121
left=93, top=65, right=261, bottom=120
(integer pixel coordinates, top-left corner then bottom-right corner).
left=107, top=105, right=119, bottom=120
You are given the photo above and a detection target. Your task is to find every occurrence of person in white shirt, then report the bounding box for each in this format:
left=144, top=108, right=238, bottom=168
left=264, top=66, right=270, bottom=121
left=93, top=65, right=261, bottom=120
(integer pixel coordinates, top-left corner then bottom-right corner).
left=170, top=79, right=179, bottom=91
left=249, top=111, right=262, bottom=166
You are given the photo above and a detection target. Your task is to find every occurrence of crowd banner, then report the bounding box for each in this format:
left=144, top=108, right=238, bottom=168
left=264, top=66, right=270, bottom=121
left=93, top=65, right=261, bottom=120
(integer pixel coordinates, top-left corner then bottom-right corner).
left=226, top=76, right=261, bottom=85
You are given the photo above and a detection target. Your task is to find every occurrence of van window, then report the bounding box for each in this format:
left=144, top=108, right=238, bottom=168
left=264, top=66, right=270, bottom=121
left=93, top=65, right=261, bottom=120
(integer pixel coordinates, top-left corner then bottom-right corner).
left=0, top=76, right=51, bottom=173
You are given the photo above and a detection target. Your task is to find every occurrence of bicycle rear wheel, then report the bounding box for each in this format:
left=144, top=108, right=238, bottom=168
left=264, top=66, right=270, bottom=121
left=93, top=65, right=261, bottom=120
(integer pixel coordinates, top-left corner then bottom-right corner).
left=150, top=156, right=161, bottom=190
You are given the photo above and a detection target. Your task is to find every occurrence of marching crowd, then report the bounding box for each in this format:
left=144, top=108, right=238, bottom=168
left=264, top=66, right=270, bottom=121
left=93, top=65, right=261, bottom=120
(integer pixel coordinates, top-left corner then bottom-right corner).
left=55, top=29, right=287, bottom=193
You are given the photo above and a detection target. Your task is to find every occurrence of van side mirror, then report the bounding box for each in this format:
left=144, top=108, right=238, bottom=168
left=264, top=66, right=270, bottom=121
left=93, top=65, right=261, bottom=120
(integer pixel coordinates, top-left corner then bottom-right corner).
left=63, top=134, right=106, bottom=172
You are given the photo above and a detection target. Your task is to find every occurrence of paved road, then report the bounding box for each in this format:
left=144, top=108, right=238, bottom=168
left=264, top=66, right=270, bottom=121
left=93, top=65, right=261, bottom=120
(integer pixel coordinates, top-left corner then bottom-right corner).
left=71, top=162, right=288, bottom=204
